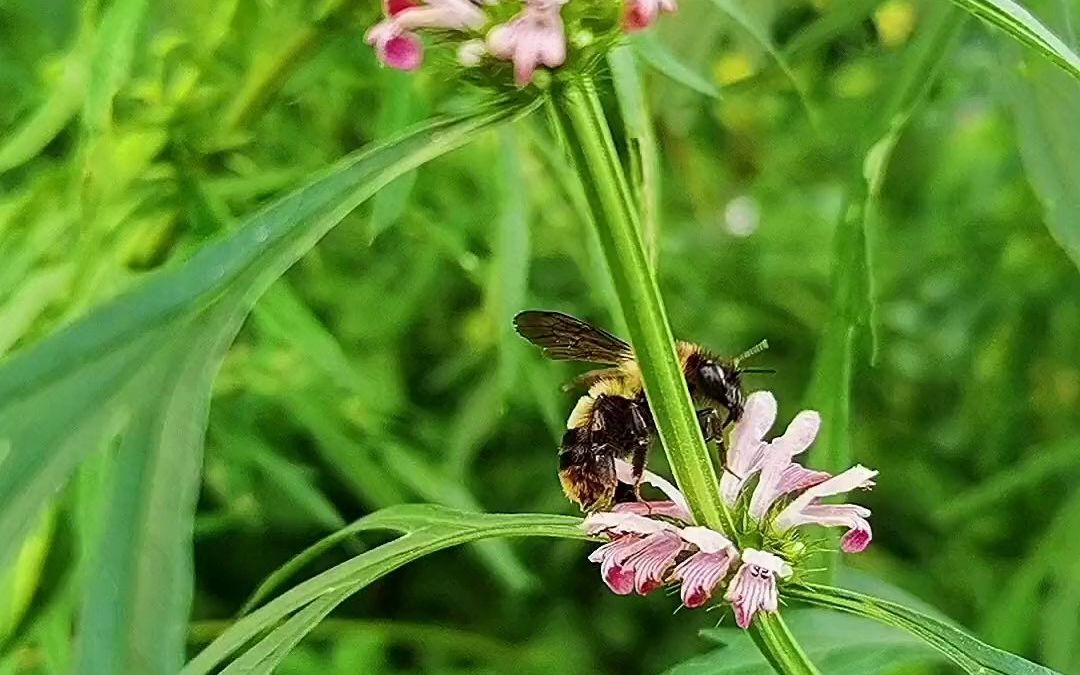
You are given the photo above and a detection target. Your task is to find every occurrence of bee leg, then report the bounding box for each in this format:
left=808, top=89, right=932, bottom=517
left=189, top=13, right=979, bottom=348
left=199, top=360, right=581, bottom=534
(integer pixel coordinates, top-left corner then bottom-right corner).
left=696, top=408, right=723, bottom=443
left=628, top=403, right=653, bottom=499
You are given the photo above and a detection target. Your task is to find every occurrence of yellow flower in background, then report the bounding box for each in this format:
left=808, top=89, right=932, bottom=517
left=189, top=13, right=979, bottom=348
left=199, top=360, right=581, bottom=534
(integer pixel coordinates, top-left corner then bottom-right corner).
left=874, top=0, right=917, bottom=48
left=713, top=51, right=756, bottom=86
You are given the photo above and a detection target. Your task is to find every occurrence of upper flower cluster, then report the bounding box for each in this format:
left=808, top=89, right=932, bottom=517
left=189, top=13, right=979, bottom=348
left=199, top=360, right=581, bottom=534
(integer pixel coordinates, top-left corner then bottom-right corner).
left=584, top=391, right=877, bottom=628
left=365, top=0, right=678, bottom=86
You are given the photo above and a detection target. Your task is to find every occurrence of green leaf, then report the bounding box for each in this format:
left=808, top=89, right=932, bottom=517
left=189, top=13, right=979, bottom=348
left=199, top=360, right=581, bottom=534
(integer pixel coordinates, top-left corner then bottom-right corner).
left=666, top=609, right=938, bottom=675
left=950, top=0, right=1080, bottom=81
left=806, top=6, right=964, bottom=478
left=184, top=505, right=586, bottom=674
left=609, top=46, right=663, bottom=266
left=369, top=70, right=426, bottom=242
left=83, top=0, right=149, bottom=134
left=0, top=101, right=535, bottom=675
left=1000, top=0, right=1080, bottom=270
left=631, top=35, right=722, bottom=101
left=787, top=584, right=1064, bottom=675
left=704, top=0, right=818, bottom=125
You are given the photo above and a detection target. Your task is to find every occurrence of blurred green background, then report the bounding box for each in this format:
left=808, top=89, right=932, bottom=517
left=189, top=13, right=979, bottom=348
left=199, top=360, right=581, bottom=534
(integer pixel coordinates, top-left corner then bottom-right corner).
left=0, top=0, right=1078, bottom=673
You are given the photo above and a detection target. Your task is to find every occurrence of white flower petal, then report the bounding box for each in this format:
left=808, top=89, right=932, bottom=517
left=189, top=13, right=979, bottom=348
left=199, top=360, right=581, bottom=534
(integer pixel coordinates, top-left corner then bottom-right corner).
left=678, top=526, right=733, bottom=554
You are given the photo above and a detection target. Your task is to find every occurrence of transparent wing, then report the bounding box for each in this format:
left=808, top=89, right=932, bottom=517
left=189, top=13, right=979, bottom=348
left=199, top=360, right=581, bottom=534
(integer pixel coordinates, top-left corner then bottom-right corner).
left=513, top=310, right=633, bottom=364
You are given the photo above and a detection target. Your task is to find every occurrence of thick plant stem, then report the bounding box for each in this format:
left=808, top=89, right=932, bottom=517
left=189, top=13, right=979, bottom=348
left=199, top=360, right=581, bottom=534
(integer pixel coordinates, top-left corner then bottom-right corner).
left=750, top=613, right=822, bottom=675
left=548, top=75, right=731, bottom=535
left=549, top=74, right=821, bottom=675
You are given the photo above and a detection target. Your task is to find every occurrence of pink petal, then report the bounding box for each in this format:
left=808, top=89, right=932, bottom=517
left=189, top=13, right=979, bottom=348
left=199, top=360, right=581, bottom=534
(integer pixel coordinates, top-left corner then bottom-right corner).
left=621, top=530, right=684, bottom=595
left=536, top=28, right=566, bottom=67
left=673, top=550, right=735, bottom=608
left=588, top=536, right=643, bottom=595
left=677, top=526, right=734, bottom=554
left=514, top=47, right=540, bottom=86
left=748, top=455, right=830, bottom=522
left=720, top=391, right=777, bottom=505
left=624, top=1, right=656, bottom=31
left=774, top=465, right=877, bottom=532
left=724, top=555, right=784, bottom=629
left=613, top=500, right=693, bottom=523
left=381, top=33, right=424, bottom=70
left=841, top=525, right=872, bottom=553
left=776, top=503, right=873, bottom=552
left=771, top=410, right=821, bottom=458
left=583, top=511, right=674, bottom=537
left=385, top=0, right=419, bottom=16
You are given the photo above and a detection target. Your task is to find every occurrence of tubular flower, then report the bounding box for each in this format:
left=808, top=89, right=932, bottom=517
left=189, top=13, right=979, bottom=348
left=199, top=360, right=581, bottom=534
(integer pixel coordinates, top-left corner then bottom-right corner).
left=366, top=0, right=489, bottom=70
left=364, top=0, right=679, bottom=86
left=581, top=390, right=877, bottom=628
left=623, top=0, right=678, bottom=32
left=487, top=0, right=568, bottom=86
left=724, top=549, right=792, bottom=629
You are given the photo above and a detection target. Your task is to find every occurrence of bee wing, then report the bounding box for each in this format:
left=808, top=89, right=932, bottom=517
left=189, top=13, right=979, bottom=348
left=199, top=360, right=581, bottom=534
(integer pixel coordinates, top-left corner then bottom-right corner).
left=514, top=311, right=633, bottom=364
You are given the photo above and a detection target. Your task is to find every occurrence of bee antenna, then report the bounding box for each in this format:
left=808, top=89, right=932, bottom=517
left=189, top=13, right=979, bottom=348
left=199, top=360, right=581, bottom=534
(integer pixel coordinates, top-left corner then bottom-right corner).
left=734, top=339, right=769, bottom=366
left=739, top=367, right=776, bottom=375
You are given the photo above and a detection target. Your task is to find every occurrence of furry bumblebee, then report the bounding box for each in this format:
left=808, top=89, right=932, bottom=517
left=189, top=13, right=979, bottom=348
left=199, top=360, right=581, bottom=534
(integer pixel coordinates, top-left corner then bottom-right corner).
left=514, top=310, right=768, bottom=511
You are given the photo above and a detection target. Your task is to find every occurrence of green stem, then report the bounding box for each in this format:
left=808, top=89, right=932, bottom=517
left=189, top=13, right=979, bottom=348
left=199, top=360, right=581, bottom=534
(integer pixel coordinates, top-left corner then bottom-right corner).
left=548, top=74, right=730, bottom=535
left=548, top=73, right=820, bottom=675
left=750, top=613, right=822, bottom=675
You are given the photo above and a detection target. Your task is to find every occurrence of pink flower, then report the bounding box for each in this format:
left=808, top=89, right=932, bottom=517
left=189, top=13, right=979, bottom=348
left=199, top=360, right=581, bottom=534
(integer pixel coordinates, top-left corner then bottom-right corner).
left=747, top=410, right=828, bottom=521
left=623, top=0, right=678, bottom=32
left=588, top=462, right=736, bottom=606
left=366, top=23, right=424, bottom=71
left=582, top=391, right=879, bottom=624
left=366, top=0, right=490, bottom=70
left=719, top=391, right=778, bottom=506
left=672, top=527, right=737, bottom=608
left=724, top=549, right=792, bottom=628
left=588, top=529, right=685, bottom=595
left=486, top=0, right=568, bottom=86
left=774, top=465, right=878, bottom=552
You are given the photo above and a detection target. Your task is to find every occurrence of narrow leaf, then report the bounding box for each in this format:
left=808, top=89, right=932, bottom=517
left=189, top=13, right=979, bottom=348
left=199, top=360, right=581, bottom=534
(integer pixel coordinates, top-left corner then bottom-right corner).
left=951, top=0, right=1080, bottom=81
left=704, top=0, right=818, bottom=124
left=0, top=101, right=535, bottom=675
left=184, top=506, right=586, bottom=674
left=631, top=35, right=722, bottom=100
left=1000, top=0, right=1080, bottom=269
left=787, top=584, right=1063, bottom=675
left=666, top=609, right=938, bottom=675
left=610, top=46, right=663, bottom=266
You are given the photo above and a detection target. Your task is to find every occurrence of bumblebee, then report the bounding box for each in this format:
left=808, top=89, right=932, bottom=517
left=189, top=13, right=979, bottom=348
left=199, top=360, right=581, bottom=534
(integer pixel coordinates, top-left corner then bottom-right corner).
left=514, top=310, right=769, bottom=512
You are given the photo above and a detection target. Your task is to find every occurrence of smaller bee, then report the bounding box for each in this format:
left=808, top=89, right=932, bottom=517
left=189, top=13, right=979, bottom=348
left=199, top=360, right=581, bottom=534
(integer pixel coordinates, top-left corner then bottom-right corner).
left=514, top=310, right=769, bottom=512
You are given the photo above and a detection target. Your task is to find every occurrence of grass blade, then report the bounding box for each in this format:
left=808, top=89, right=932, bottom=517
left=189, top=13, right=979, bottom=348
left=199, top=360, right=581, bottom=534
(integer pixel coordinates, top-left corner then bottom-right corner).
left=788, top=584, right=1063, bottom=675
left=951, top=0, right=1080, bottom=80
left=1000, top=0, right=1080, bottom=270
left=609, top=46, right=663, bottom=266
left=184, top=506, right=586, bottom=674
left=0, top=100, right=536, bottom=675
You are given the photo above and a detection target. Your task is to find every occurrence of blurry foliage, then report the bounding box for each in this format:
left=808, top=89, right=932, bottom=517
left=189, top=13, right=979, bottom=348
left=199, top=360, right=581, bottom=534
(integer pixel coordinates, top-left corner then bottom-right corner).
left=0, top=0, right=1078, bottom=673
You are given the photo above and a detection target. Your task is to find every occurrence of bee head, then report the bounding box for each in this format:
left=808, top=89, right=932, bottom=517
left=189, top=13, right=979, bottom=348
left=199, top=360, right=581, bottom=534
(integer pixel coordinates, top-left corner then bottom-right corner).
left=699, top=360, right=745, bottom=421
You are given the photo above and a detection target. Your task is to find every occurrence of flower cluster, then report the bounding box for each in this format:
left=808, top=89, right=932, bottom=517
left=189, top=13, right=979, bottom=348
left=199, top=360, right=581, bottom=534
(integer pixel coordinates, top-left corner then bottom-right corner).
left=365, top=0, right=678, bottom=86
left=584, top=391, right=877, bottom=628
